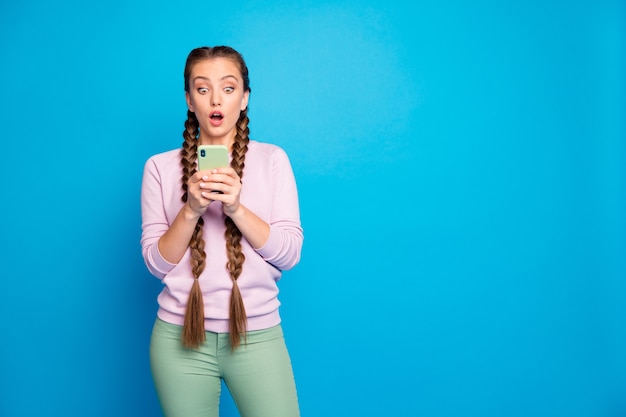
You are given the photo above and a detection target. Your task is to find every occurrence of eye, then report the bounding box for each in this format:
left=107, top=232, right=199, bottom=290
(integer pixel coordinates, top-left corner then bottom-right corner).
left=224, top=87, right=234, bottom=93
left=197, top=87, right=209, bottom=94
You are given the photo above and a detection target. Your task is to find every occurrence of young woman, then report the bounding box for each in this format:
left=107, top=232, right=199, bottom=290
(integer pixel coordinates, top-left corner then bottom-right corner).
left=140, top=46, right=303, bottom=417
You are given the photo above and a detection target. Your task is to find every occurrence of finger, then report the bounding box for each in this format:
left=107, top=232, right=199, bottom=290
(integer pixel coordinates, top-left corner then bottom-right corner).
left=212, top=173, right=241, bottom=189
left=212, top=166, right=235, bottom=174
left=212, top=168, right=240, bottom=182
left=189, top=173, right=207, bottom=185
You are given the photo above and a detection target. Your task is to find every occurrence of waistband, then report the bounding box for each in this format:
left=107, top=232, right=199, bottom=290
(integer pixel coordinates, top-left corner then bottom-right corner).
left=157, top=307, right=281, bottom=334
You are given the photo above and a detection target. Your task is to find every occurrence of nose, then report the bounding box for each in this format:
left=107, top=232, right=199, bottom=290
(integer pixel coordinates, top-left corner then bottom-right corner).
left=211, top=91, right=221, bottom=106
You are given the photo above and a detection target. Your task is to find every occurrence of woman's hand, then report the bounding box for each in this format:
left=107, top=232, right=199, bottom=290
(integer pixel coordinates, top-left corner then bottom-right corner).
left=195, top=166, right=270, bottom=249
left=196, top=167, right=243, bottom=217
left=157, top=170, right=231, bottom=265
left=186, top=171, right=217, bottom=217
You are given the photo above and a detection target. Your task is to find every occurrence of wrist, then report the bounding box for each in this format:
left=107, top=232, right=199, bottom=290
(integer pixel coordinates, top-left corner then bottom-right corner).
left=182, top=203, right=202, bottom=222
left=226, top=204, right=245, bottom=221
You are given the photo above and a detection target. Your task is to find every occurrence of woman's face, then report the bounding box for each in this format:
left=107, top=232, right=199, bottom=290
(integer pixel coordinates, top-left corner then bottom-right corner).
left=185, top=57, right=250, bottom=147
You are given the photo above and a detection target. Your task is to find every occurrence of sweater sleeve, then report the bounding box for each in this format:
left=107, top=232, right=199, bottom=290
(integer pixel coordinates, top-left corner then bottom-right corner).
left=140, top=156, right=177, bottom=279
left=254, top=147, right=304, bottom=271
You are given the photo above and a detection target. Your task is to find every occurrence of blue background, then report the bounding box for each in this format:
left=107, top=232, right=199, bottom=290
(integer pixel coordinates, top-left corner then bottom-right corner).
left=1, top=1, right=625, bottom=416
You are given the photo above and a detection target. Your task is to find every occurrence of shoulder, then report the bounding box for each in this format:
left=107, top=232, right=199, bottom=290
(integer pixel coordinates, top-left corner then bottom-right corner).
left=146, top=148, right=181, bottom=165
left=247, top=140, right=290, bottom=162
left=245, top=141, right=296, bottom=182
left=144, top=148, right=181, bottom=172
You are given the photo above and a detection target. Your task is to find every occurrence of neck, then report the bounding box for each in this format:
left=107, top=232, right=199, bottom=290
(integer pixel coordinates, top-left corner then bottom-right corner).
left=198, top=133, right=236, bottom=151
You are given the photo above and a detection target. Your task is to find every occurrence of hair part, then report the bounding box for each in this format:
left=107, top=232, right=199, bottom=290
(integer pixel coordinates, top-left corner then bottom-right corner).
left=184, top=46, right=251, bottom=94
left=179, top=46, right=251, bottom=350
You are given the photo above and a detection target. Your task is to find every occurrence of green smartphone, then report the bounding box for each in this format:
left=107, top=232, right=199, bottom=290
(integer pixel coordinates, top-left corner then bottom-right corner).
left=197, top=145, right=229, bottom=171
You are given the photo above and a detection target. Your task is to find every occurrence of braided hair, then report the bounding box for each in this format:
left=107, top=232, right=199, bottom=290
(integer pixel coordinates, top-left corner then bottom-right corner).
left=180, top=46, right=251, bottom=350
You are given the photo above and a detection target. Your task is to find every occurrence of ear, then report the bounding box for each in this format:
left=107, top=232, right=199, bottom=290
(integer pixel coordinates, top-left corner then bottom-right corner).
left=240, top=91, right=250, bottom=111
left=185, top=91, right=194, bottom=112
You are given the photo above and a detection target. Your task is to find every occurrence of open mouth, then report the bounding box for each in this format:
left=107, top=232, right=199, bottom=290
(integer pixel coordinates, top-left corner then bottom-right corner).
left=210, top=112, right=224, bottom=120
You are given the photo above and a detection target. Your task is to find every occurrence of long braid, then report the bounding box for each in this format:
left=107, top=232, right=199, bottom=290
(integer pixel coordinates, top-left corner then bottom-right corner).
left=180, top=110, right=207, bottom=349
left=179, top=45, right=252, bottom=350
left=225, top=110, right=250, bottom=349
left=181, top=110, right=199, bottom=204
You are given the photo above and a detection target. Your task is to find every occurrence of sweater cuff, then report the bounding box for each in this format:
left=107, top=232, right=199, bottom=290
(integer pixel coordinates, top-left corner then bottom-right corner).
left=255, top=226, right=279, bottom=259
left=148, top=242, right=177, bottom=277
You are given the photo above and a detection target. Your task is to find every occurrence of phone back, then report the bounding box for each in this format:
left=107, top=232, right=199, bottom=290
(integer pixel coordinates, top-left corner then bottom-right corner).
left=197, top=145, right=229, bottom=171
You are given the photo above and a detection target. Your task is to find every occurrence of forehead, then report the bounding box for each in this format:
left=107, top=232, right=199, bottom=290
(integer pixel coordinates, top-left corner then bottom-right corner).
left=190, top=57, right=242, bottom=82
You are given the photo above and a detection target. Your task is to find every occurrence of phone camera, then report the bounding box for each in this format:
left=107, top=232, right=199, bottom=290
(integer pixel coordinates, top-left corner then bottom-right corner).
left=200, top=149, right=206, bottom=157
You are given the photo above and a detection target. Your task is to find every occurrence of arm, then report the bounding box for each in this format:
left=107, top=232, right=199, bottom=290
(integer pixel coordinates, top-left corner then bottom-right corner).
left=241, top=147, right=304, bottom=271
left=156, top=204, right=202, bottom=264
left=141, top=157, right=176, bottom=279
left=227, top=204, right=270, bottom=250
left=140, top=155, right=213, bottom=277
left=201, top=146, right=303, bottom=270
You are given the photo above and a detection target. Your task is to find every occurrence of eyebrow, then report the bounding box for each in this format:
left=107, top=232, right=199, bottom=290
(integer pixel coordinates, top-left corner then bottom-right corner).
left=193, top=75, right=239, bottom=83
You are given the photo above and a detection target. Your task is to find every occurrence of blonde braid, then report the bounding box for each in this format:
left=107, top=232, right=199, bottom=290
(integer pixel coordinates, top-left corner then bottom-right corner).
left=180, top=110, right=207, bottom=349
left=225, top=110, right=250, bottom=349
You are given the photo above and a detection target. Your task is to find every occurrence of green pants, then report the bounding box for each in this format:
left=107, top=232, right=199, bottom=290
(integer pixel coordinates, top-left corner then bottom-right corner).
left=150, top=319, right=300, bottom=417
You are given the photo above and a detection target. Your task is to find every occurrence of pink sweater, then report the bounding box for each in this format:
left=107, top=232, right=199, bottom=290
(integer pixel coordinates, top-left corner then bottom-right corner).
left=140, top=140, right=303, bottom=333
